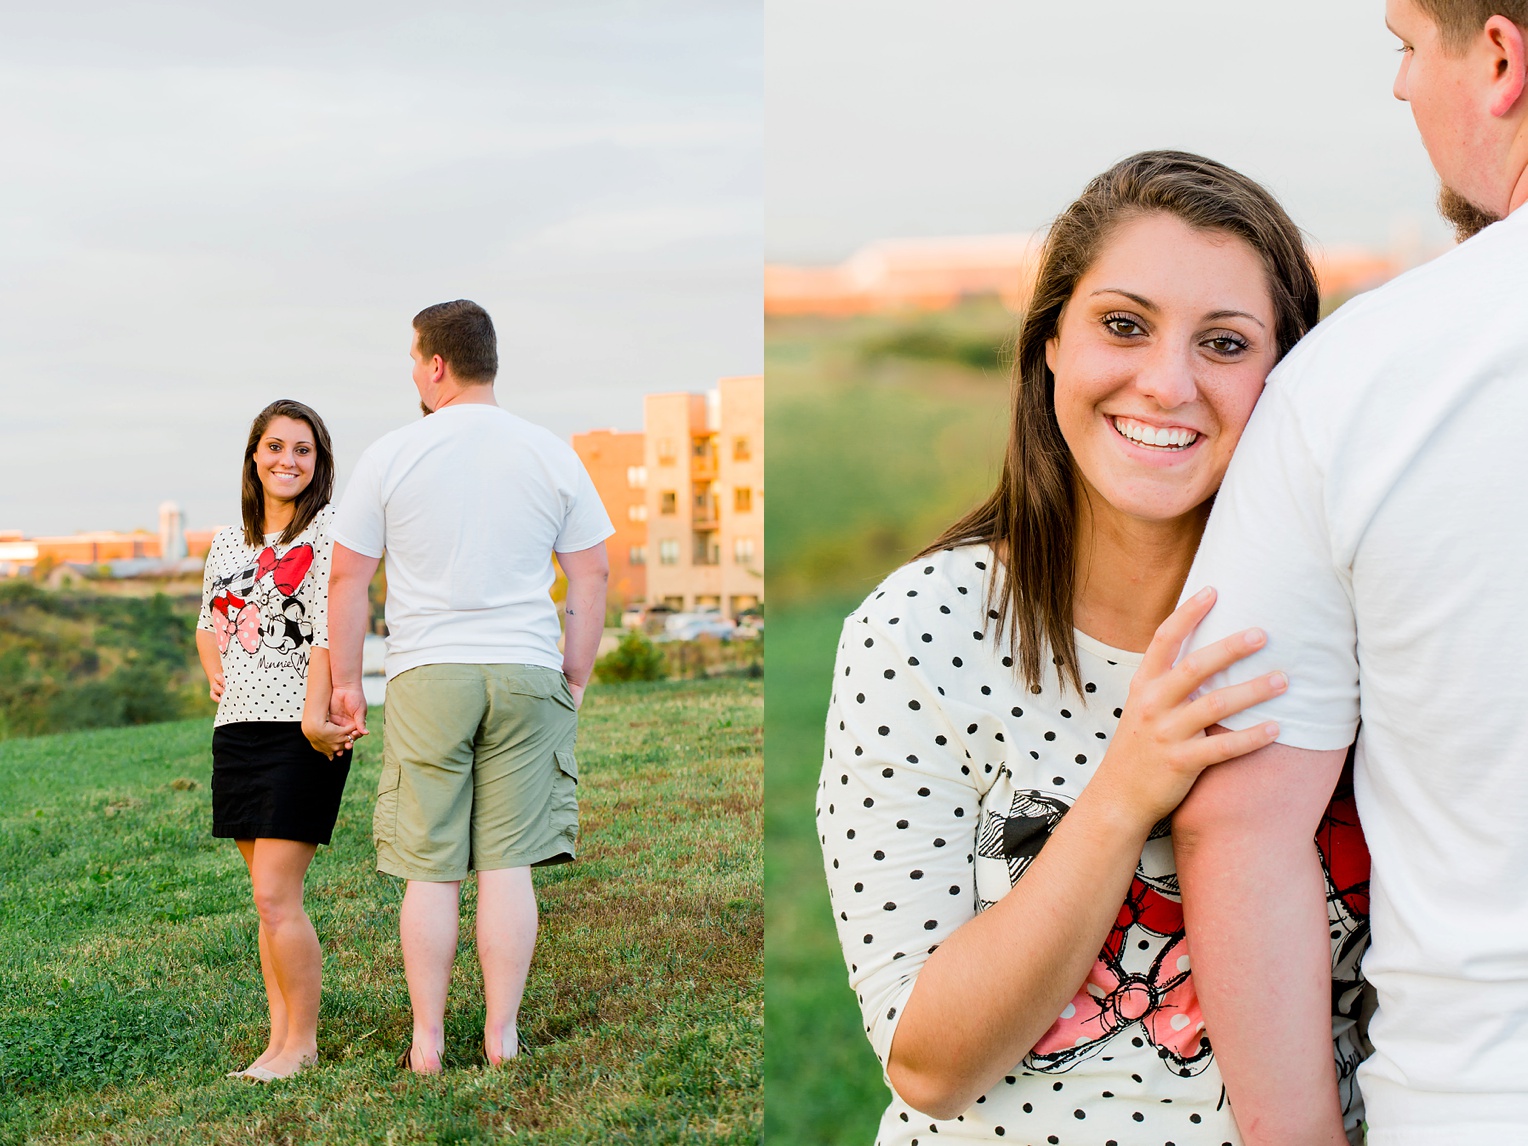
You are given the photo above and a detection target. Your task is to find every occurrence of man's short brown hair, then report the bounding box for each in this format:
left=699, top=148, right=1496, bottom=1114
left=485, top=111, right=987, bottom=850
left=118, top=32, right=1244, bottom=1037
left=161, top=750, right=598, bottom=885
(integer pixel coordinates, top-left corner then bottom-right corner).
left=1414, top=0, right=1528, bottom=51
left=413, top=300, right=498, bottom=384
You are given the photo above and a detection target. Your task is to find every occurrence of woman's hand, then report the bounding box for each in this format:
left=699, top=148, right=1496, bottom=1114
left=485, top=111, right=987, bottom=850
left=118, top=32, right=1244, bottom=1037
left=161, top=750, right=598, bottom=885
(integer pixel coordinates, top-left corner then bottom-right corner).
left=303, top=712, right=363, bottom=761
left=208, top=671, right=225, bottom=703
left=1092, top=585, right=1286, bottom=825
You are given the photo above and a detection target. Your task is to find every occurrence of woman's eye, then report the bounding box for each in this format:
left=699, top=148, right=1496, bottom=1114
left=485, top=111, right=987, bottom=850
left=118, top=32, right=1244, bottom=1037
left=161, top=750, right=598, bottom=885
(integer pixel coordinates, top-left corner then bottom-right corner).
left=1103, top=315, right=1142, bottom=337
left=1204, top=335, right=1248, bottom=355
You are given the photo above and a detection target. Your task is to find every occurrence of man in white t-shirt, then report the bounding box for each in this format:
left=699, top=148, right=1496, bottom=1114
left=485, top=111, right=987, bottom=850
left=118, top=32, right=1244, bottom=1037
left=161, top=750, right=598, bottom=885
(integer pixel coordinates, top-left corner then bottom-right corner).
left=327, top=300, right=613, bottom=1073
left=1167, top=3, right=1528, bottom=1142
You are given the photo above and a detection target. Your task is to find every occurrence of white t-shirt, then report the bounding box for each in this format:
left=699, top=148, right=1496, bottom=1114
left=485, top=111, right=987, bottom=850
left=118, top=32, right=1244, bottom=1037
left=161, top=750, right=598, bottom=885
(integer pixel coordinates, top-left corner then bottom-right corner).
left=197, top=505, right=332, bottom=727
left=822, top=547, right=1369, bottom=1145
left=1183, top=206, right=1528, bottom=1142
left=331, top=404, right=614, bottom=680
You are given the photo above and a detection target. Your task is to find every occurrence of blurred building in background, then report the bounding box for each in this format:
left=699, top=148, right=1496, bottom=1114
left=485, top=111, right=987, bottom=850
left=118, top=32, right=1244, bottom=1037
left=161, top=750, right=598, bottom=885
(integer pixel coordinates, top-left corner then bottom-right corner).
left=765, top=233, right=1441, bottom=317
left=0, top=503, right=216, bottom=584
left=573, top=375, right=763, bottom=620
left=570, top=429, right=648, bottom=610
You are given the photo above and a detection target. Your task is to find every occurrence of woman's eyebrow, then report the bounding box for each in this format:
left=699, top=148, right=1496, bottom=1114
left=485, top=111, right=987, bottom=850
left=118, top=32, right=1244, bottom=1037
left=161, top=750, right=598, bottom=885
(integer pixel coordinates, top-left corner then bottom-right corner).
left=1089, top=288, right=1155, bottom=310
left=1089, top=290, right=1266, bottom=330
left=1205, top=309, right=1267, bottom=329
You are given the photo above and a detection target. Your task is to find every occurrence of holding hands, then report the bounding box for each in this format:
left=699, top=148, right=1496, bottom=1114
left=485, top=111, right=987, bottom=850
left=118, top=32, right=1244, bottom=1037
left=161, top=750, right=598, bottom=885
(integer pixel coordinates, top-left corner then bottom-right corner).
left=303, top=684, right=367, bottom=761
left=1092, top=586, right=1286, bottom=825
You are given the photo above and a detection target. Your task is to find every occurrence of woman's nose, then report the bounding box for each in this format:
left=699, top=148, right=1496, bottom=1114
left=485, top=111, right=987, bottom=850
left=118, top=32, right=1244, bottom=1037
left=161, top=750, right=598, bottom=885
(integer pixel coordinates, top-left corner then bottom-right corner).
left=1131, top=343, right=1198, bottom=410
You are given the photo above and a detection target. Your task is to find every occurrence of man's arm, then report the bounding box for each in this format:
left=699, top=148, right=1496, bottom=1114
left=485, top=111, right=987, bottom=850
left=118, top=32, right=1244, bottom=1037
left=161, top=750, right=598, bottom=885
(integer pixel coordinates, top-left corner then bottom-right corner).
left=1172, top=737, right=1349, bottom=1145
left=328, top=542, right=379, bottom=734
left=555, top=542, right=608, bottom=710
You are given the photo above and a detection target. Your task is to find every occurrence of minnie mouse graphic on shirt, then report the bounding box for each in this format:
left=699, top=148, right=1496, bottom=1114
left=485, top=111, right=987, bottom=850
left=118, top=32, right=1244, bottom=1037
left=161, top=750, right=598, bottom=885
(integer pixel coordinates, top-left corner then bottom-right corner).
left=974, top=771, right=1371, bottom=1084
left=209, top=542, right=316, bottom=660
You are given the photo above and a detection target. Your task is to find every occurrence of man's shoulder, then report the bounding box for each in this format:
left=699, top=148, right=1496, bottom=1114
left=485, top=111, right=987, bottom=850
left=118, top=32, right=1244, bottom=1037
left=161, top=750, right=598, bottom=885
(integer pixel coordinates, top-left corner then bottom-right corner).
left=1274, top=219, right=1528, bottom=404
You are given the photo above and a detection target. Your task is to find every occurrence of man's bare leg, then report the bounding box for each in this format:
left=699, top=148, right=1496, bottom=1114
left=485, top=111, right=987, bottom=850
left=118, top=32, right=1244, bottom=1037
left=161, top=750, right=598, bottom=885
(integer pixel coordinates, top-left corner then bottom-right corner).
left=477, top=866, right=538, bottom=1064
left=400, top=878, right=461, bottom=1073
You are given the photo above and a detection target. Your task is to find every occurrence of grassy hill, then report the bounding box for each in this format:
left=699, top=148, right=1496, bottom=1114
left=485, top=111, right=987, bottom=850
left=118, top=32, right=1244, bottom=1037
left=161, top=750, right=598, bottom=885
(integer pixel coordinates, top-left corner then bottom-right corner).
left=0, top=582, right=214, bottom=740
left=0, top=676, right=761, bottom=1145
left=764, top=302, right=1012, bottom=1144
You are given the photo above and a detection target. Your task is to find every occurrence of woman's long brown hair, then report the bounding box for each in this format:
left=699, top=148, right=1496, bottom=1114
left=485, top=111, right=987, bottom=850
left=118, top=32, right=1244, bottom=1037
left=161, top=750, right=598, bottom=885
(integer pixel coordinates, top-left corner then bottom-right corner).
left=918, top=151, right=1320, bottom=698
left=240, top=399, right=335, bottom=548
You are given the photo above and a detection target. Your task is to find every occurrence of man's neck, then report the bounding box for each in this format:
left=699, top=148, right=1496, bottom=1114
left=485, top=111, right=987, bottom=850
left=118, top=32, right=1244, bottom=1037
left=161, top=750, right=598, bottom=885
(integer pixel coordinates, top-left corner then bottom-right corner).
left=1509, top=161, right=1528, bottom=215
left=434, top=381, right=498, bottom=410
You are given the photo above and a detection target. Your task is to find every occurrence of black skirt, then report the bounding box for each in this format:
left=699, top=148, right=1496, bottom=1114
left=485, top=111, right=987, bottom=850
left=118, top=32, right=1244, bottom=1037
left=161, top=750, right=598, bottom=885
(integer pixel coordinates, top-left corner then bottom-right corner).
left=211, top=721, right=352, bottom=845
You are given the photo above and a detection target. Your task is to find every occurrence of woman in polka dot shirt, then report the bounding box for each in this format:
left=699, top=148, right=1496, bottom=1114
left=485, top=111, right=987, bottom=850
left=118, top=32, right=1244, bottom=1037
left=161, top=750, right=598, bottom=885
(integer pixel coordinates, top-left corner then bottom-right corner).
left=195, top=399, right=361, bottom=1082
left=819, top=152, right=1371, bottom=1145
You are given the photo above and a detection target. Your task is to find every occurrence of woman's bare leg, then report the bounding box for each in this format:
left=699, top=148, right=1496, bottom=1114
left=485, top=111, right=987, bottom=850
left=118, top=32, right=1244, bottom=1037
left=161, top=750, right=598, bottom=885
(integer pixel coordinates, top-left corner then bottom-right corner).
left=248, top=838, right=322, bottom=1077
left=235, top=839, right=288, bottom=1071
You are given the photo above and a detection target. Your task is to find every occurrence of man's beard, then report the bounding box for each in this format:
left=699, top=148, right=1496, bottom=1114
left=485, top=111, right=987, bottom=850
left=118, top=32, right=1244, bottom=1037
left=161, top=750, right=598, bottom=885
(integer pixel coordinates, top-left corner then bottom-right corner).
left=420, top=401, right=433, bottom=416
left=1438, top=184, right=1500, bottom=242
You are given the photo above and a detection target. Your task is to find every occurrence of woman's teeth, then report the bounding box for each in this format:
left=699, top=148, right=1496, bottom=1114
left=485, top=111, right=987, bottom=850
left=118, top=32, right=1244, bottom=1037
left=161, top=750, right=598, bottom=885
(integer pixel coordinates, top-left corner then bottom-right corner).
left=1111, top=417, right=1198, bottom=450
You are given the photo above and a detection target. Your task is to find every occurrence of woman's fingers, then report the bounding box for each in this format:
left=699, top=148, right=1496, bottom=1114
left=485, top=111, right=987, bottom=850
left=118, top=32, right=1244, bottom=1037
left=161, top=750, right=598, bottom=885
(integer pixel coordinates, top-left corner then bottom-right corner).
left=1179, top=671, right=1287, bottom=734
left=1160, top=626, right=1269, bottom=707
left=1138, top=586, right=1217, bottom=678
left=1177, top=720, right=1281, bottom=772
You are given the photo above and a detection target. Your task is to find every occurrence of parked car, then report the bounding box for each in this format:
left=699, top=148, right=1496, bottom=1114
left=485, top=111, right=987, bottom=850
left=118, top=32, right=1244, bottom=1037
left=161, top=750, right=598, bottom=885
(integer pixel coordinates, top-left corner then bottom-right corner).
left=663, top=612, right=738, bottom=641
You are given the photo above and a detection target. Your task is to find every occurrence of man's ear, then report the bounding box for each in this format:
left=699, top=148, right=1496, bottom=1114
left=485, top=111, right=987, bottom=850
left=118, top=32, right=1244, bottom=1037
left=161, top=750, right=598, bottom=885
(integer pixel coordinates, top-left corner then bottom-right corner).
left=429, top=354, right=447, bottom=383
left=1485, top=15, right=1527, bottom=118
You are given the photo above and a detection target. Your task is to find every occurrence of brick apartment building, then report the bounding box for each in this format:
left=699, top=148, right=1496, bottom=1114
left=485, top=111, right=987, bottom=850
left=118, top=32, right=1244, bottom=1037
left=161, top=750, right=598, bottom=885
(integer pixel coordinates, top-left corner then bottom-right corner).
left=572, top=375, right=762, bottom=620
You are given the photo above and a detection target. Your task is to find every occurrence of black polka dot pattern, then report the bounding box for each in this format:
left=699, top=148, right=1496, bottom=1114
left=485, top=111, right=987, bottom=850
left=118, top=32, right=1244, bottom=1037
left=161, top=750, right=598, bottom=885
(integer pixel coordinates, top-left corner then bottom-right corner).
left=816, top=544, right=1317, bottom=1143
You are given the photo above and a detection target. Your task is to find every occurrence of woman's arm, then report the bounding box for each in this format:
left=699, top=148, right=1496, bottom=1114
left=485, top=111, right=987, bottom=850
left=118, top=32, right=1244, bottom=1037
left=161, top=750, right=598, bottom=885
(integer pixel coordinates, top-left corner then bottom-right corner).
left=302, top=646, right=359, bottom=759
left=828, top=588, right=1287, bottom=1120
left=194, top=629, right=224, bottom=703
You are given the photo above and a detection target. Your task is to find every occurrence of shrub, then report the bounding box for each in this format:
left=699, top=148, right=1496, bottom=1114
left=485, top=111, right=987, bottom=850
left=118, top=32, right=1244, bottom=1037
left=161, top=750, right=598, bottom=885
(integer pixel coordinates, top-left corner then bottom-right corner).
left=594, top=630, right=667, bottom=683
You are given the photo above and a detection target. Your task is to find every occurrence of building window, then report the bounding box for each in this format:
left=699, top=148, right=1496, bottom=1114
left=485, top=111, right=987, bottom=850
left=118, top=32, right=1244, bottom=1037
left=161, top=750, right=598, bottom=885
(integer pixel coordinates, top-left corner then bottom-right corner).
left=657, top=439, right=676, bottom=465
left=627, top=504, right=648, bottom=522
left=734, top=487, right=752, bottom=513
left=626, top=465, right=647, bottom=489
left=733, top=437, right=751, bottom=462
left=733, top=537, right=755, bottom=564
left=659, top=539, right=680, bottom=565
left=660, top=491, right=677, bottom=515
left=630, top=545, right=646, bottom=565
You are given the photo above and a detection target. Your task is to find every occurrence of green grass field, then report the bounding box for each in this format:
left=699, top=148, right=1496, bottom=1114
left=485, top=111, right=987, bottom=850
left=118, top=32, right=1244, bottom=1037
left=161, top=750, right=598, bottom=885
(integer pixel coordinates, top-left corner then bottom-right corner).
left=763, top=304, right=1011, bottom=1144
left=0, top=677, right=761, bottom=1145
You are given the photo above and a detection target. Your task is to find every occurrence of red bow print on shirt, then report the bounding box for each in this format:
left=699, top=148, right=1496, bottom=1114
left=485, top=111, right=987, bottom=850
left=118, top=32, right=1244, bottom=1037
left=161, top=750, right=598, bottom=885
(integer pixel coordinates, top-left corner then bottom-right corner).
left=211, top=592, right=262, bottom=655
left=254, top=544, right=313, bottom=595
left=1029, top=879, right=1213, bottom=1075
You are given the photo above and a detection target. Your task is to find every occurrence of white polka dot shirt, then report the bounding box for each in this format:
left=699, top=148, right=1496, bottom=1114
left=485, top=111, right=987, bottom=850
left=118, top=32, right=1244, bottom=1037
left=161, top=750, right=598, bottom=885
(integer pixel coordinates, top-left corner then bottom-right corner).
left=197, top=506, right=333, bottom=728
left=818, top=545, right=1369, bottom=1145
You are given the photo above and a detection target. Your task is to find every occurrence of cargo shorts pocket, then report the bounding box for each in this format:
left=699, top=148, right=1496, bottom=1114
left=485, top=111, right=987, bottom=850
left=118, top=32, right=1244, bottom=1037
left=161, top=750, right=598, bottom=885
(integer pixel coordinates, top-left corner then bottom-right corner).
left=547, top=748, right=580, bottom=857
left=373, top=754, right=402, bottom=844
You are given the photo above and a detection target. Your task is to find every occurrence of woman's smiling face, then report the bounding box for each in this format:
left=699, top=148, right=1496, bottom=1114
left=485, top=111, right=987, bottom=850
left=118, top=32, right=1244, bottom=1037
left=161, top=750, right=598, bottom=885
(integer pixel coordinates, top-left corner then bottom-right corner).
left=254, top=414, right=316, bottom=506
left=1047, top=211, right=1279, bottom=528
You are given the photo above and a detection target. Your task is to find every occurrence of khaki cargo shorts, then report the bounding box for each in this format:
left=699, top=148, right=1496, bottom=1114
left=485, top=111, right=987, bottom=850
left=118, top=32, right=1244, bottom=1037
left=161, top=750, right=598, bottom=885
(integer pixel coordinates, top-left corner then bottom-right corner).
left=374, top=663, right=579, bottom=881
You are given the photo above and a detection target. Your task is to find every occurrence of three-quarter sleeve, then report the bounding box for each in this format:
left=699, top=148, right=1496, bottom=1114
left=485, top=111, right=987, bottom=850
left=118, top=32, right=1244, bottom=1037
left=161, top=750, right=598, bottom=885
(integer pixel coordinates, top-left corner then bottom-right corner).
left=306, top=508, right=334, bottom=649
left=819, top=609, right=987, bottom=1071
left=197, top=531, right=222, bottom=633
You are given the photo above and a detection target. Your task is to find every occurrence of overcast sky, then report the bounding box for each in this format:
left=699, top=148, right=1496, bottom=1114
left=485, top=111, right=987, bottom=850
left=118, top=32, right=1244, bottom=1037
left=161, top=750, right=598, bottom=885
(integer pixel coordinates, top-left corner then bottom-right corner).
left=0, top=0, right=761, bottom=536
left=768, top=1, right=1451, bottom=262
